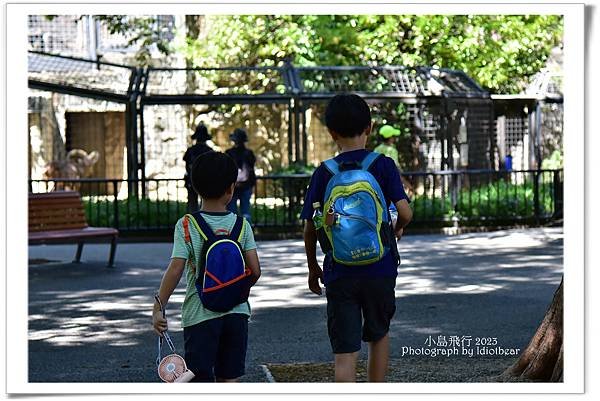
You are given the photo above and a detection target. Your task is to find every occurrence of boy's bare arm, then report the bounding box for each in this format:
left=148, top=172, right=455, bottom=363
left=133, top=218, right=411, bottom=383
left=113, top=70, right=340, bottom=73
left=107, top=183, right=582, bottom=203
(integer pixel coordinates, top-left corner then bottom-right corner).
left=152, top=257, right=186, bottom=335
left=394, top=199, right=413, bottom=238
left=243, top=248, right=261, bottom=286
left=304, top=220, right=323, bottom=295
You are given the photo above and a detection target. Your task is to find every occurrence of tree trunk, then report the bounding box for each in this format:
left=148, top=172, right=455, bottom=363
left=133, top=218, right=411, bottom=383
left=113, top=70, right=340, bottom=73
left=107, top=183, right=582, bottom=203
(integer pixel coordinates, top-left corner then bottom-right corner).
left=499, top=277, right=563, bottom=382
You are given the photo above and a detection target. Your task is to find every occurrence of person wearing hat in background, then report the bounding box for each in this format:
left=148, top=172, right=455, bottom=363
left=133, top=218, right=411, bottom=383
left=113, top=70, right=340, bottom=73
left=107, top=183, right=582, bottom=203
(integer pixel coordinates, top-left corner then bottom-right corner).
left=374, top=124, right=401, bottom=168
left=183, top=122, right=214, bottom=212
left=226, top=128, right=257, bottom=223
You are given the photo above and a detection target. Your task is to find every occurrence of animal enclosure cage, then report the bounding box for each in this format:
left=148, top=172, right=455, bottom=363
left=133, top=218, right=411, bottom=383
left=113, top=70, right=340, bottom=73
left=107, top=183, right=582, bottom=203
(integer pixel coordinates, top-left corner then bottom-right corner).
left=28, top=51, right=561, bottom=206
left=492, top=95, right=563, bottom=174
left=291, top=65, right=495, bottom=171
left=28, top=51, right=139, bottom=197
left=28, top=14, right=177, bottom=59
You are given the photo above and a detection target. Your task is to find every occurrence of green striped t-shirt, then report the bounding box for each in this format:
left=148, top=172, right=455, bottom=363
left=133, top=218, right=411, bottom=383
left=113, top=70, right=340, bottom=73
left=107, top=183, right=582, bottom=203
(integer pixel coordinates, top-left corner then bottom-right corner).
left=171, top=211, right=256, bottom=328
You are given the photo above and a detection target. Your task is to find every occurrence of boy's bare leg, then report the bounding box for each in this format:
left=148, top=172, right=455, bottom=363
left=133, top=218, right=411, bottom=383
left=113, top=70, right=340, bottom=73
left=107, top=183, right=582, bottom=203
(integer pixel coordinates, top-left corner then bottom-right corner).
left=367, top=334, right=390, bottom=382
left=334, top=351, right=359, bottom=382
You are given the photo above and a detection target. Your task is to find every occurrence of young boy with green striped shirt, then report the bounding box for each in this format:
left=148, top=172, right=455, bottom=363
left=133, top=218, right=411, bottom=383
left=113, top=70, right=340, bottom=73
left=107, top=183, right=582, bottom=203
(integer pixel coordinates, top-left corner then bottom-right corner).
left=152, top=151, right=261, bottom=382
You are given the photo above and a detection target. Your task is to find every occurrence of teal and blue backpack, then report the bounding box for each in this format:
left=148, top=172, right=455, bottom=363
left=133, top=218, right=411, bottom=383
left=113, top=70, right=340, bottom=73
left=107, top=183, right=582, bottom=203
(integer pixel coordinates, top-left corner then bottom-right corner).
left=183, top=212, right=252, bottom=312
left=317, top=152, right=399, bottom=266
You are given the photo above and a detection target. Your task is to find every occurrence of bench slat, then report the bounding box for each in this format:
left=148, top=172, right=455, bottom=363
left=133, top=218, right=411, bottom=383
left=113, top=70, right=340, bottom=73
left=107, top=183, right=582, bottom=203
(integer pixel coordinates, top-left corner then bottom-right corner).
left=29, top=206, right=86, bottom=213
left=30, top=223, right=87, bottom=231
left=29, top=209, right=85, bottom=219
left=29, top=205, right=88, bottom=230
left=29, top=196, right=81, bottom=203
left=29, top=227, right=118, bottom=242
left=29, top=191, right=118, bottom=267
left=29, top=190, right=81, bottom=198
left=30, top=222, right=87, bottom=231
left=29, top=194, right=81, bottom=202
left=29, top=191, right=88, bottom=233
left=29, top=219, right=87, bottom=227
left=29, top=201, right=84, bottom=209
left=29, top=201, right=85, bottom=207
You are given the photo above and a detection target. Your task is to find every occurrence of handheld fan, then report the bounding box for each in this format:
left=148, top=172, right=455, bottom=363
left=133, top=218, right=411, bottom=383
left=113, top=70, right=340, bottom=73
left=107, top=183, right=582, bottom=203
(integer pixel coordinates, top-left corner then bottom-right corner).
left=155, top=295, right=195, bottom=383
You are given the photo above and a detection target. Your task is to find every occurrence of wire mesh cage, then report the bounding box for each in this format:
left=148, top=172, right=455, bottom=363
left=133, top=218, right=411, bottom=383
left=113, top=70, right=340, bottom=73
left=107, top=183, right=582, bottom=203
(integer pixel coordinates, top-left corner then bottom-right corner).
left=95, top=15, right=176, bottom=54
left=297, top=66, right=429, bottom=95
left=143, top=67, right=291, bottom=99
left=295, top=66, right=492, bottom=171
left=294, top=66, right=488, bottom=98
left=28, top=15, right=178, bottom=58
left=28, top=51, right=136, bottom=100
left=29, top=49, right=564, bottom=185
left=28, top=15, right=85, bottom=55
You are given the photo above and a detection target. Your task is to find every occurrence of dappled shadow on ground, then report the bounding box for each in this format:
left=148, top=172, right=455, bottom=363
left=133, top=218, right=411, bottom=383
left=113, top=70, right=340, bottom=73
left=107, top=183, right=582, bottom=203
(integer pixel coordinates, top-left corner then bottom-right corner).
left=28, top=260, right=186, bottom=382
left=29, top=262, right=185, bottom=347
left=251, top=228, right=562, bottom=308
left=28, top=228, right=563, bottom=382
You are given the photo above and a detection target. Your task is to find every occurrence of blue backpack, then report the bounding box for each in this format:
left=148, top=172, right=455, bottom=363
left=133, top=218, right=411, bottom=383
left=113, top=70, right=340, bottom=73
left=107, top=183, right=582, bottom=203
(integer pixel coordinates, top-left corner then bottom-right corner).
left=317, top=152, right=398, bottom=266
left=183, top=212, right=251, bottom=312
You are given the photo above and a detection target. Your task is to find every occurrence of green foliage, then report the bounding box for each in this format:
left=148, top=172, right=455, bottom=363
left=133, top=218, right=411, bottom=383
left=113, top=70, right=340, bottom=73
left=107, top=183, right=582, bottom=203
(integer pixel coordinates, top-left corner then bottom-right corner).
left=370, top=103, right=411, bottom=139
left=93, top=14, right=562, bottom=91
left=83, top=197, right=185, bottom=228
left=182, top=15, right=563, bottom=93
left=368, top=102, right=414, bottom=170
left=411, top=196, right=452, bottom=220
left=82, top=174, right=558, bottom=230
left=272, top=163, right=317, bottom=175
left=452, top=179, right=555, bottom=220
left=93, top=14, right=562, bottom=171
left=82, top=197, right=299, bottom=229
left=541, top=150, right=563, bottom=169
left=409, top=178, right=556, bottom=223
left=94, top=15, right=173, bottom=66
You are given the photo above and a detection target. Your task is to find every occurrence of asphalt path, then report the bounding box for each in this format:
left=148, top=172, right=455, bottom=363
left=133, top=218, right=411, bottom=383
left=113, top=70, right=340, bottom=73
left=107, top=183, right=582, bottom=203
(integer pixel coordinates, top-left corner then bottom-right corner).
left=27, top=227, right=563, bottom=382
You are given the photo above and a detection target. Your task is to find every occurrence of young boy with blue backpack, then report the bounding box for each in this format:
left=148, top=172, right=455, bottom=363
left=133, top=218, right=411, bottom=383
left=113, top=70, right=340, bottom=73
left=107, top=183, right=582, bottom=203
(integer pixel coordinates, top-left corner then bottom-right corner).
left=152, top=151, right=261, bottom=382
left=301, top=93, right=412, bottom=382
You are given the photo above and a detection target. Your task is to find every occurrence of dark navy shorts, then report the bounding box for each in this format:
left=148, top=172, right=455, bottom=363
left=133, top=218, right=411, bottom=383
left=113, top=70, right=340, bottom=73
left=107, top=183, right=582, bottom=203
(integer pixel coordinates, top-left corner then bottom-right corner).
left=183, top=313, right=248, bottom=382
left=325, top=276, right=396, bottom=354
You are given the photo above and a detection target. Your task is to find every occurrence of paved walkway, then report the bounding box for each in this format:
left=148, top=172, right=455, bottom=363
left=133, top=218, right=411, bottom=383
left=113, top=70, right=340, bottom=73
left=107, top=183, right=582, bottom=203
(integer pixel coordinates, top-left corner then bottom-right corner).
left=28, top=227, right=563, bottom=382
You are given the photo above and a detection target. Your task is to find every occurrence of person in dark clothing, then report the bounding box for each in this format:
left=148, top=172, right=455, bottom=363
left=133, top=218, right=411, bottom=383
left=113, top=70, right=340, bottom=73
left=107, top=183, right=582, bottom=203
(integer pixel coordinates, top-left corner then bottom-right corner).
left=225, top=128, right=256, bottom=222
left=301, top=94, right=412, bottom=382
left=183, top=122, right=213, bottom=212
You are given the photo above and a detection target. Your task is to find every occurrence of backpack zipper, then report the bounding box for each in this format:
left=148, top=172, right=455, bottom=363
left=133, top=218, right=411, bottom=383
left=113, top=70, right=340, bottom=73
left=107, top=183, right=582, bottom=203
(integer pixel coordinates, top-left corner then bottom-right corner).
left=328, top=189, right=381, bottom=232
left=335, top=211, right=377, bottom=230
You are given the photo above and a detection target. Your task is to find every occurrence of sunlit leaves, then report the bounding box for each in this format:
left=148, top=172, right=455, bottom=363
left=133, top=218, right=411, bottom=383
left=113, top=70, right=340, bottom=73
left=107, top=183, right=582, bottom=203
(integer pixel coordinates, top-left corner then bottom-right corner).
left=98, top=14, right=563, bottom=93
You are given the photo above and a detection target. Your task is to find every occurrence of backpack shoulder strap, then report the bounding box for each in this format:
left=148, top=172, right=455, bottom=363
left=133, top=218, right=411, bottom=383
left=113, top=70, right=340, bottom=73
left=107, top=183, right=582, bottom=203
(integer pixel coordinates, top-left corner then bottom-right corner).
left=188, top=212, right=215, bottom=242
left=323, top=158, right=340, bottom=175
left=182, top=215, right=200, bottom=277
left=183, top=215, right=192, bottom=243
left=228, top=215, right=245, bottom=243
left=361, top=151, right=382, bottom=171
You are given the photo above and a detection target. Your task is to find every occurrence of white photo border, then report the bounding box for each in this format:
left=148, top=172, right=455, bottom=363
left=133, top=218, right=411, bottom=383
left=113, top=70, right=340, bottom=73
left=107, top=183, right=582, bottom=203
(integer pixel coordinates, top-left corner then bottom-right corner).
left=5, top=1, right=585, bottom=395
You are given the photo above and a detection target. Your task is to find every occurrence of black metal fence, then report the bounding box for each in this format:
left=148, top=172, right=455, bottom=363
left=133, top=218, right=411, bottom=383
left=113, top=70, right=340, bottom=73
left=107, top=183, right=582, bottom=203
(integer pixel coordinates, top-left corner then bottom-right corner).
left=29, top=169, right=563, bottom=234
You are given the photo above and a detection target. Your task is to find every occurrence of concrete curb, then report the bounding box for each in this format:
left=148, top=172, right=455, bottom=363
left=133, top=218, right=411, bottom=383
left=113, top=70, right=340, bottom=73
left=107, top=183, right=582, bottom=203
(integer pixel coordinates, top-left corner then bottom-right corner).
left=259, top=364, right=276, bottom=383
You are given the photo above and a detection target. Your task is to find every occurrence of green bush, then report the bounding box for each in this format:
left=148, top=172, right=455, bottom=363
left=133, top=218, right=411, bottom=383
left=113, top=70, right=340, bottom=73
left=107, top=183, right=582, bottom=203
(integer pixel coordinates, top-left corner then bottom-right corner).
left=82, top=197, right=300, bottom=229
left=83, top=198, right=187, bottom=229
left=541, top=150, right=563, bottom=170
left=409, top=176, right=556, bottom=222
left=82, top=175, right=558, bottom=230
left=453, top=179, right=555, bottom=221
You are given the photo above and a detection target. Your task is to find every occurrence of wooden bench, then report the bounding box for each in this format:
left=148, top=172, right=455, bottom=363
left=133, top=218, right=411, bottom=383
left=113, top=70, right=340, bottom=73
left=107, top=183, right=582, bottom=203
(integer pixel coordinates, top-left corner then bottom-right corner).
left=29, top=191, right=118, bottom=267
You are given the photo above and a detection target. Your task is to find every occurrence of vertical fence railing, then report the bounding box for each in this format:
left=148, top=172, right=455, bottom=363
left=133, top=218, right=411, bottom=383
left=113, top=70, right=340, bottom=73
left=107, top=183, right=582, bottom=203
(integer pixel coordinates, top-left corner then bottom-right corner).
left=29, top=169, right=563, bottom=233
left=409, top=169, right=561, bottom=225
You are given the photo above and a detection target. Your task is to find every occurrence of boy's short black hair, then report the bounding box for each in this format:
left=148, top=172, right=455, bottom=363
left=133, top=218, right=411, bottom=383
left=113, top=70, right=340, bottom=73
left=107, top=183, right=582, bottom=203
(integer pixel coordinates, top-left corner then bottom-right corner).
left=191, top=151, right=238, bottom=199
left=324, top=93, right=372, bottom=138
